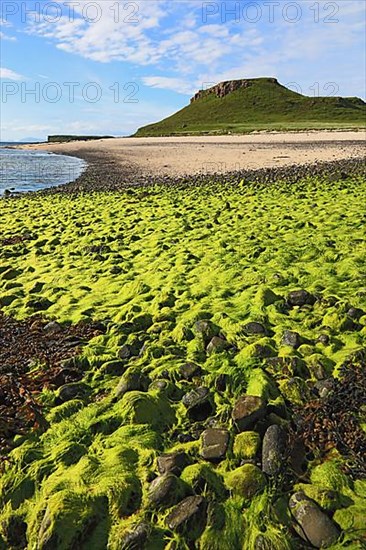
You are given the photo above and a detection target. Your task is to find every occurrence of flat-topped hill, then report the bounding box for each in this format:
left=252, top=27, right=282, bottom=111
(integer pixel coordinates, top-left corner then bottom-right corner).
left=135, top=77, right=366, bottom=136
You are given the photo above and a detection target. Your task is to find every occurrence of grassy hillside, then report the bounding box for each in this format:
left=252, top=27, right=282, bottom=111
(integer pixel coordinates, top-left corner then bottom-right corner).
left=135, top=78, right=366, bottom=136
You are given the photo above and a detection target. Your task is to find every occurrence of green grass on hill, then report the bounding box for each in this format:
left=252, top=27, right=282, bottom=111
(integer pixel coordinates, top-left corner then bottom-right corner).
left=135, top=78, right=366, bottom=136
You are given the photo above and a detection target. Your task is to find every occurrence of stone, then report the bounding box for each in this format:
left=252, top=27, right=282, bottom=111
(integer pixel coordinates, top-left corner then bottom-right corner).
left=225, top=464, right=266, bottom=498
left=118, top=345, right=132, bottom=359
left=347, top=307, right=364, bottom=320
left=57, top=382, right=88, bottom=403
left=166, top=496, right=207, bottom=532
left=43, top=321, right=62, bottom=334
left=289, top=492, right=340, bottom=548
left=233, top=431, right=261, bottom=460
left=179, top=362, right=202, bottom=380
left=157, top=452, right=188, bottom=475
left=115, top=370, right=149, bottom=398
left=316, top=334, right=330, bottom=345
left=279, top=377, right=309, bottom=405
left=232, top=395, right=266, bottom=431
left=120, top=522, right=150, bottom=550
left=287, top=290, right=315, bottom=307
left=1, top=515, right=27, bottom=549
left=182, top=386, right=213, bottom=421
left=100, top=360, right=125, bottom=376
left=148, top=474, right=181, bottom=508
left=262, top=424, right=287, bottom=476
left=281, top=330, right=301, bottom=348
left=314, top=378, right=335, bottom=398
left=243, top=322, right=267, bottom=335
left=200, top=428, right=229, bottom=461
left=206, top=336, right=228, bottom=355
left=193, top=319, right=219, bottom=344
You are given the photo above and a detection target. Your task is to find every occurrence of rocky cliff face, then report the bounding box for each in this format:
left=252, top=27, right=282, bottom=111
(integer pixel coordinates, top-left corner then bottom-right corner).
left=190, top=78, right=278, bottom=103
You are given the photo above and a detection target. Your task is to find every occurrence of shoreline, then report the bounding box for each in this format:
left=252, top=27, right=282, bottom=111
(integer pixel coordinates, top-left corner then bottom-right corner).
left=5, top=130, right=365, bottom=195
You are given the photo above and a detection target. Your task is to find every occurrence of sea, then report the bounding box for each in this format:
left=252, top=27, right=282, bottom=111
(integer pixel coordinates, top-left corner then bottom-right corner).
left=0, top=143, right=87, bottom=195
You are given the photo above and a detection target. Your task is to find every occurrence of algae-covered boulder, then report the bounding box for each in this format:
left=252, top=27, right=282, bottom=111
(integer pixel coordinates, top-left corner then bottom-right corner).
left=36, top=491, right=108, bottom=550
left=119, top=391, right=176, bottom=429
left=181, top=463, right=227, bottom=499
left=166, top=495, right=207, bottom=538
left=262, top=424, right=287, bottom=476
left=192, top=319, right=220, bottom=344
left=200, top=428, right=229, bottom=461
left=225, top=464, right=266, bottom=498
left=289, top=492, right=340, bottom=548
left=115, top=368, right=150, bottom=398
left=233, top=431, right=261, bottom=460
left=232, top=395, right=266, bottom=431
left=278, top=377, right=310, bottom=405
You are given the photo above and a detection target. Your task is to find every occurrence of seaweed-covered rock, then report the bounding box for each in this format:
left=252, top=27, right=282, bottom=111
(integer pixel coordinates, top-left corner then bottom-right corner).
left=179, top=362, right=202, bottom=380
left=262, top=424, right=287, bottom=475
left=281, top=330, right=301, bottom=348
left=1, top=515, right=27, bottom=549
left=193, top=320, right=219, bottom=344
left=232, top=395, right=266, bottom=431
left=225, top=464, right=266, bottom=498
left=157, top=452, right=188, bottom=475
left=206, top=336, right=228, bottom=355
left=120, top=522, right=150, bottom=550
left=278, top=377, right=309, bottom=405
left=287, top=290, right=316, bottom=307
left=233, top=431, right=261, bottom=460
left=243, top=321, right=267, bottom=336
left=115, top=369, right=150, bottom=398
left=166, top=495, right=207, bottom=534
left=148, top=474, right=185, bottom=508
left=182, top=386, right=213, bottom=421
left=200, top=428, right=229, bottom=461
left=289, top=492, right=340, bottom=548
left=57, top=382, right=89, bottom=403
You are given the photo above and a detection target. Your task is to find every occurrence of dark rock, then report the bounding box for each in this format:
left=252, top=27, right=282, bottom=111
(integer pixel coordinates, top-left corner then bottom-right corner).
left=193, top=319, right=219, bottom=344
left=182, top=386, right=213, bottom=421
left=347, top=307, right=364, bottom=319
left=118, top=345, right=131, bottom=359
left=115, top=370, right=150, bottom=398
left=316, top=334, right=330, bottom=345
left=179, top=362, right=202, bottom=380
left=243, top=322, right=267, bottom=335
left=43, top=321, right=62, bottom=334
left=157, top=452, right=188, bottom=475
left=148, top=474, right=182, bottom=508
left=166, top=496, right=207, bottom=533
left=262, top=424, right=287, bottom=475
left=120, top=522, right=150, bottom=550
left=314, top=378, right=335, bottom=398
left=99, top=360, right=125, bottom=376
left=1, top=515, right=27, bottom=549
left=58, top=382, right=88, bottom=403
left=206, top=336, right=228, bottom=354
left=232, top=395, right=266, bottom=431
left=289, top=492, right=340, bottom=548
left=200, top=428, right=229, bottom=461
left=265, top=356, right=302, bottom=377
left=281, top=330, right=301, bottom=348
left=27, top=298, right=53, bottom=311
left=287, top=290, right=315, bottom=307
left=215, top=373, right=227, bottom=391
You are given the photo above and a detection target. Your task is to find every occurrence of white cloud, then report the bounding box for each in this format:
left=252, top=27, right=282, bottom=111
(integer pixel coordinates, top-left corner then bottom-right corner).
left=0, top=67, right=24, bottom=80
left=0, top=32, right=16, bottom=41
left=142, top=76, right=194, bottom=95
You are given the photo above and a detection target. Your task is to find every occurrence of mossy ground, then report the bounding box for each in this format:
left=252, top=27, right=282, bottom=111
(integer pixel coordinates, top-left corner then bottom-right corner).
left=0, top=174, right=366, bottom=549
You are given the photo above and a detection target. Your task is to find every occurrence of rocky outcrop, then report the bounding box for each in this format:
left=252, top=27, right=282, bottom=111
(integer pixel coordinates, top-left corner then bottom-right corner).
left=190, top=78, right=278, bottom=103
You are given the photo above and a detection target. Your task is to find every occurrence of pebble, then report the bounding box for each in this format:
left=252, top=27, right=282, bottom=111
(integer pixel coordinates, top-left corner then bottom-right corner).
left=200, top=428, right=229, bottom=461
left=182, top=386, right=213, bottom=421
left=262, top=424, right=287, bottom=475
left=287, top=290, right=315, bottom=307
left=157, top=452, right=188, bottom=475
left=166, top=495, right=206, bottom=532
left=232, top=395, right=266, bottom=431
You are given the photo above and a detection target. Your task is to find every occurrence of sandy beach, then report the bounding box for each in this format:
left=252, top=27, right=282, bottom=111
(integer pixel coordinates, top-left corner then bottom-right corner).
left=20, top=130, right=366, bottom=177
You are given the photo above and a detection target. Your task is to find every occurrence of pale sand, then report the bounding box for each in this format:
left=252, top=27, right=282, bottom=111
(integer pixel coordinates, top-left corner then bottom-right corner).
left=20, top=131, right=366, bottom=176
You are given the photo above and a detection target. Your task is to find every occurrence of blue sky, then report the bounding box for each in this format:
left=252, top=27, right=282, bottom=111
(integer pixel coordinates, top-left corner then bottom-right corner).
left=1, top=0, right=365, bottom=140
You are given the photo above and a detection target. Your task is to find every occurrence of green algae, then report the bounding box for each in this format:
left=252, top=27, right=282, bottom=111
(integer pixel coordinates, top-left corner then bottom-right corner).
left=1, top=174, right=366, bottom=547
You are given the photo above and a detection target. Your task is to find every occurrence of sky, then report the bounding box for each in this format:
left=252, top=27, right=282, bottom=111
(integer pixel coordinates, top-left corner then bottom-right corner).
left=0, top=0, right=365, bottom=141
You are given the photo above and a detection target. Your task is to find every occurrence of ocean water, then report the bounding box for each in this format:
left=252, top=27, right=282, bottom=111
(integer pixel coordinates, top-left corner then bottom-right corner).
left=0, top=144, right=87, bottom=195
